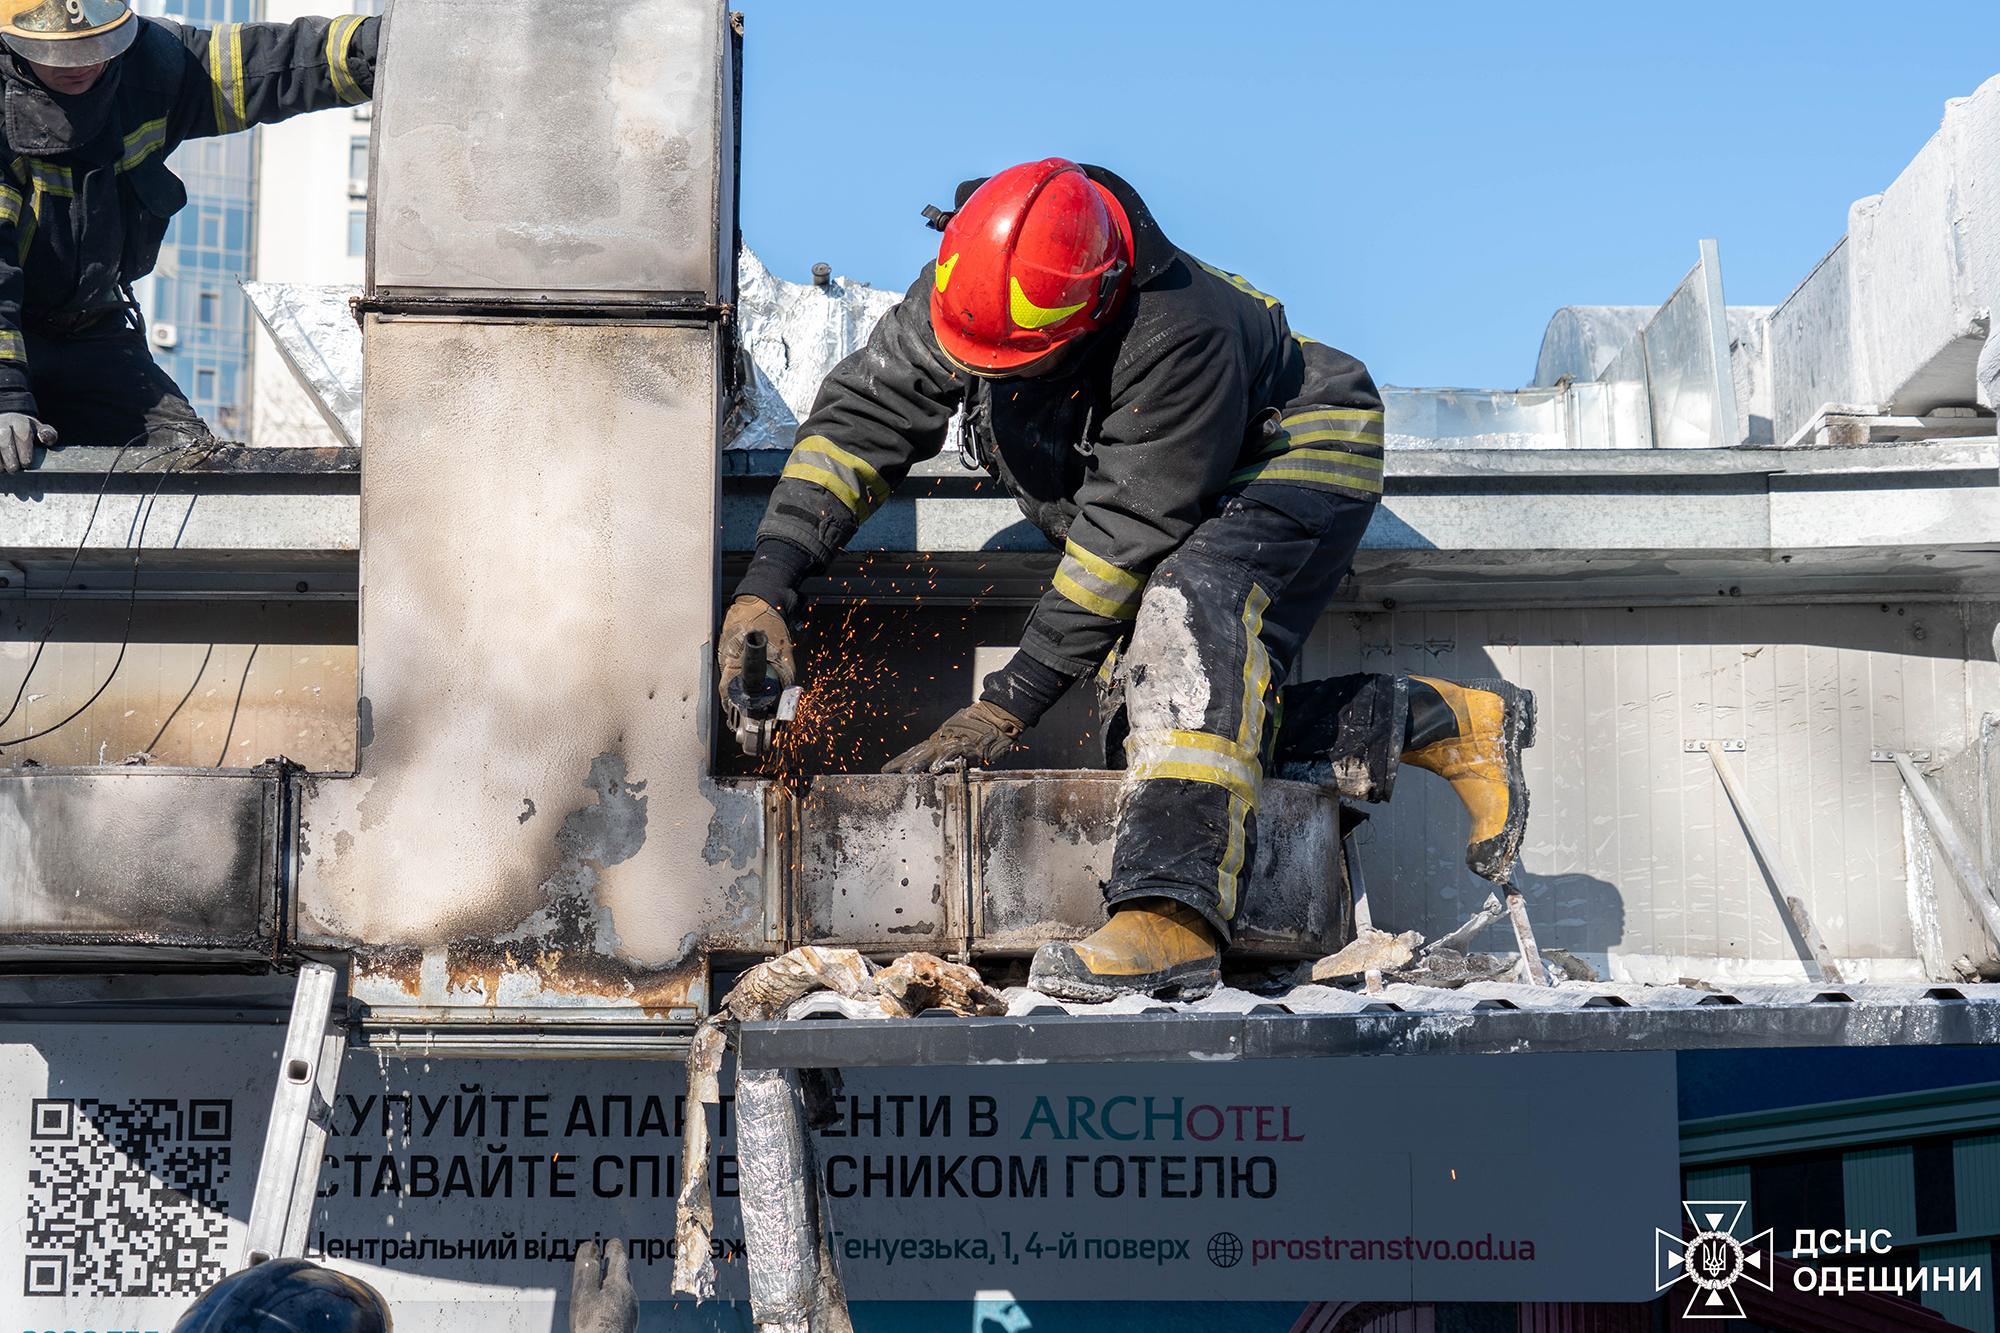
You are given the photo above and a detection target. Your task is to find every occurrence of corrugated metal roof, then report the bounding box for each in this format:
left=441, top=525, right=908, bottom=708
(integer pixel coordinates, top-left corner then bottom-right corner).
left=742, top=982, right=2000, bottom=1069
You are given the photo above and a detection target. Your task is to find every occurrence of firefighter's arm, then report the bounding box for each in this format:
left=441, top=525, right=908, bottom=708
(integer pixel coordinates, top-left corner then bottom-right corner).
left=993, top=325, right=1247, bottom=720
left=178, top=14, right=379, bottom=138
left=740, top=268, right=966, bottom=612
left=0, top=180, right=45, bottom=470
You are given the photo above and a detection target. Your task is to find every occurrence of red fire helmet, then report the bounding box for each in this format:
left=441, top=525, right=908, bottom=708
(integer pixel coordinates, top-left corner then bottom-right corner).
left=928, top=158, right=1134, bottom=376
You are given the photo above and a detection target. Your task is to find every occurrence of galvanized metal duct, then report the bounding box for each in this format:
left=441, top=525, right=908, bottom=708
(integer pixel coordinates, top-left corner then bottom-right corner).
left=0, top=767, right=285, bottom=963
left=786, top=772, right=1350, bottom=960
left=293, top=0, right=767, bottom=1026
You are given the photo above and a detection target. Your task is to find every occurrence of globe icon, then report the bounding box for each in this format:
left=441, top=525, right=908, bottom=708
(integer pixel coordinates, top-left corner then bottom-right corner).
left=1208, top=1232, right=1243, bottom=1269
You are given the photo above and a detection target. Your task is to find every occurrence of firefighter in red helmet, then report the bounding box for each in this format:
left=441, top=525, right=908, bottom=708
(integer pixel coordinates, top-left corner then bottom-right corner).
left=722, top=160, right=1535, bottom=1001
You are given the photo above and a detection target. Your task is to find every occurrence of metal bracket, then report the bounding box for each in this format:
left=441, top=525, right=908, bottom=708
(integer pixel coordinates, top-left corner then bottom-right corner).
left=241, top=961, right=344, bottom=1266
left=1701, top=745, right=1842, bottom=983
left=1502, top=888, right=1549, bottom=987
left=1684, top=739, right=1746, bottom=753
left=1886, top=751, right=2000, bottom=947
left=1873, top=749, right=1932, bottom=763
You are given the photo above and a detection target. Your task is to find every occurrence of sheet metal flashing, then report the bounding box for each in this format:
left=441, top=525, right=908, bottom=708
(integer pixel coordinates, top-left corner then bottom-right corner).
left=0, top=766, right=286, bottom=961
left=737, top=982, right=2000, bottom=1068
left=790, top=771, right=1348, bottom=960
left=366, top=0, right=736, bottom=306
left=8, top=442, right=1989, bottom=602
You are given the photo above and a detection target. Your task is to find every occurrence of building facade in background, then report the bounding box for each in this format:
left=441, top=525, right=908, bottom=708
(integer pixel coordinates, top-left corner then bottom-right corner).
left=128, top=0, right=370, bottom=444
left=249, top=0, right=371, bottom=447
left=130, top=0, right=260, bottom=437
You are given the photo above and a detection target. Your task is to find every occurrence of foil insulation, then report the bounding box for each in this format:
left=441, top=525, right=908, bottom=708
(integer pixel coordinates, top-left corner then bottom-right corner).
left=734, top=1068, right=851, bottom=1331
left=246, top=252, right=926, bottom=454
left=729, top=250, right=905, bottom=452
left=242, top=281, right=363, bottom=446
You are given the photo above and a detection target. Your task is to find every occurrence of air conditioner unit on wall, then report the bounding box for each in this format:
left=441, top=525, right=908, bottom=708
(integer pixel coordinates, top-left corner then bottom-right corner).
left=150, top=321, right=178, bottom=349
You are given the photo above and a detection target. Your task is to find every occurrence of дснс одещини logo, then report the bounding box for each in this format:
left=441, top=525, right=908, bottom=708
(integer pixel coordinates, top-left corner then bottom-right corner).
left=1656, top=1200, right=1775, bottom=1319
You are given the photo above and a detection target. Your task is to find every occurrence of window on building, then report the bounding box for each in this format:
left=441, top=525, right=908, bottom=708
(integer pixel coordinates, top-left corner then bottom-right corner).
left=195, top=367, right=216, bottom=402
left=1753, top=1150, right=1846, bottom=1254
left=198, top=290, right=218, bottom=324
left=349, top=136, right=369, bottom=191
left=347, top=209, right=367, bottom=258
left=1913, top=1137, right=1958, bottom=1237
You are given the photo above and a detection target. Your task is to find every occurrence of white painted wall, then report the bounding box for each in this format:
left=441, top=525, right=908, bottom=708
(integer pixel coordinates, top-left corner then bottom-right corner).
left=248, top=0, right=372, bottom=446
left=1297, top=601, right=1999, bottom=984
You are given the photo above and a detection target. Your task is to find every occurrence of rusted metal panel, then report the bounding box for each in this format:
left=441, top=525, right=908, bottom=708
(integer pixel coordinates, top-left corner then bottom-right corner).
left=968, top=772, right=1116, bottom=954
left=329, top=775, right=782, bottom=1024
left=296, top=320, right=759, bottom=1026
left=969, top=772, right=1348, bottom=959
left=0, top=768, right=279, bottom=957
left=792, top=774, right=961, bottom=954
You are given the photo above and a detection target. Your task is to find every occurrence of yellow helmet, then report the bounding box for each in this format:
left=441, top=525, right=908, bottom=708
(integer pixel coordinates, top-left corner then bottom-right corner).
left=0, top=0, right=137, bottom=68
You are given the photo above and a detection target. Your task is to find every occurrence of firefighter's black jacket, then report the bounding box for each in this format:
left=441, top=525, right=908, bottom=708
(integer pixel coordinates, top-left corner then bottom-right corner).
left=0, top=13, right=380, bottom=416
left=750, top=167, right=1384, bottom=683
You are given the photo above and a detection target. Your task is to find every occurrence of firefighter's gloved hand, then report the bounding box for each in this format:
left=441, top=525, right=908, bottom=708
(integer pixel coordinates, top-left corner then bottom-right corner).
left=716, top=595, right=794, bottom=707
left=0, top=413, right=55, bottom=473
left=570, top=1238, right=638, bottom=1333
left=882, top=699, right=1024, bottom=773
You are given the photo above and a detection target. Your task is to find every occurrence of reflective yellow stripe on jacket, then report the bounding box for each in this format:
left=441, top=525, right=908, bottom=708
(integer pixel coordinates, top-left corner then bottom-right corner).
left=6, top=134, right=171, bottom=266
left=13, top=158, right=71, bottom=198
left=1129, top=728, right=1263, bottom=805
left=1052, top=537, right=1144, bottom=621
left=325, top=14, right=367, bottom=105
left=208, top=23, right=248, bottom=133
left=780, top=435, right=891, bottom=519
left=1216, top=583, right=1272, bottom=918
left=118, top=118, right=169, bottom=172
left=1230, top=406, right=1385, bottom=497
left=7, top=159, right=69, bottom=264
left=1195, top=259, right=1280, bottom=309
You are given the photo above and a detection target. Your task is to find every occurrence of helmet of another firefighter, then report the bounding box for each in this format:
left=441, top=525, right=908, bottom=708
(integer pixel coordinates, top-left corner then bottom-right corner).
left=172, top=1259, right=392, bottom=1333
left=0, top=0, right=137, bottom=69
left=928, top=157, right=1132, bottom=377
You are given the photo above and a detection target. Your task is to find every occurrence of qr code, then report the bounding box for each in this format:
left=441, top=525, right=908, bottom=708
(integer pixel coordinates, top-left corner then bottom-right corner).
left=23, top=1097, right=233, bottom=1298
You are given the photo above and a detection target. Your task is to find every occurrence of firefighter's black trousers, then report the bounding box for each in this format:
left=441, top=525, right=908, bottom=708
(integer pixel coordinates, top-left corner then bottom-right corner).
left=1101, top=482, right=1404, bottom=942
left=24, top=323, right=205, bottom=449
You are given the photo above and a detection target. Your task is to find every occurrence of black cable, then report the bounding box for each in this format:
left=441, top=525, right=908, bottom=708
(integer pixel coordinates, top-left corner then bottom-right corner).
left=143, top=639, right=214, bottom=755
left=212, top=641, right=258, bottom=769
left=0, top=434, right=146, bottom=733
left=0, top=426, right=205, bottom=732
left=0, top=426, right=216, bottom=750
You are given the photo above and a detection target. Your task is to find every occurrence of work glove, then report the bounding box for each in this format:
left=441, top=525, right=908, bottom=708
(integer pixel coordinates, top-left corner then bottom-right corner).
left=0, top=413, right=56, bottom=472
left=570, top=1238, right=638, bottom=1333
left=882, top=699, right=1024, bottom=773
left=716, top=594, right=795, bottom=707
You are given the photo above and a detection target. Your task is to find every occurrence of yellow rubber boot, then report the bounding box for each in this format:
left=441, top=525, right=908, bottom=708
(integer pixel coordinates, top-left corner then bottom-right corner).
left=1402, top=676, right=1535, bottom=883
left=1029, top=899, right=1222, bottom=1002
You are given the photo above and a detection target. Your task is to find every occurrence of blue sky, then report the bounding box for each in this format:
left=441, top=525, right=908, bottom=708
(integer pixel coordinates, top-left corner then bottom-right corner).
left=735, top=1, right=1999, bottom=389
